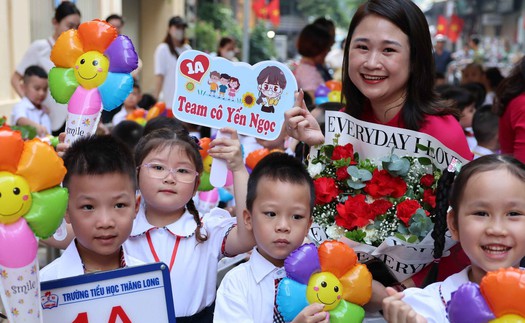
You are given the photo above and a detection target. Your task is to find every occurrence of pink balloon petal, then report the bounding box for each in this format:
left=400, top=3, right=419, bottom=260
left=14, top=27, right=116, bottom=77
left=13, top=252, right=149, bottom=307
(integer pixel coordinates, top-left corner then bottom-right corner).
left=0, top=219, right=37, bottom=268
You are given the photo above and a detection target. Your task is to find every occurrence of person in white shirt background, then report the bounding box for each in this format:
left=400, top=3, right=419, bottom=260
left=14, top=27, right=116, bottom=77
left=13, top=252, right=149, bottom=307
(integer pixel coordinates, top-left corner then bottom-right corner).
left=214, top=152, right=329, bottom=323
left=11, top=2, right=81, bottom=135
left=11, top=65, right=52, bottom=137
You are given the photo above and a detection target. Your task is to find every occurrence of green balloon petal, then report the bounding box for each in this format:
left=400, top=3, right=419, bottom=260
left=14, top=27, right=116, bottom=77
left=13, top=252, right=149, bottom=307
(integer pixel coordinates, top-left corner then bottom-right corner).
left=24, top=187, right=68, bottom=239
left=330, top=300, right=365, bottom=323
left=198, top=172, right=214, bottom=191
left=49, top=67, right=78, bottom=104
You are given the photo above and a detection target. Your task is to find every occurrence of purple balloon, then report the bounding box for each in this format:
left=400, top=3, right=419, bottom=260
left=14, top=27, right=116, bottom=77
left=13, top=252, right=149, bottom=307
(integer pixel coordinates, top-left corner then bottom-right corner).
left=284, top=243, right=321, bottom=285
left=105, top=35, right=139, bottom=73
left=447, top=282, right=495, bottom=323
left=315, top=85, right=330, bottom=98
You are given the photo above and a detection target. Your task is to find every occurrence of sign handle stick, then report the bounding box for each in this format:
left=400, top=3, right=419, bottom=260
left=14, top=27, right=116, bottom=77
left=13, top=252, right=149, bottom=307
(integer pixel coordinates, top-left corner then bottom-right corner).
left=210, top=130, right=230, bottom=187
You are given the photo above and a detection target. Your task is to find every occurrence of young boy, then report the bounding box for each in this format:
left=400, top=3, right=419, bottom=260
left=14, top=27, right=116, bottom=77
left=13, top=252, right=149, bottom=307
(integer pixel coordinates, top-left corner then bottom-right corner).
left=40, top=135, right=142, bottom=281
left=472, top=104, right=499, bottom=159
left=112, top=82, right=142, bottom=126
left=214, top=153, right=329, bottom=323
left=11, top=65, right=51, bottom=137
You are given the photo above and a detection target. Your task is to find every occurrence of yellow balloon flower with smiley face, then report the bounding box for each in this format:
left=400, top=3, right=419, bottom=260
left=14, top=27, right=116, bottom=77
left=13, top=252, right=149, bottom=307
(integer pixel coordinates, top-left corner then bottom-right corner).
left=276, top=241, right=373, bottom=323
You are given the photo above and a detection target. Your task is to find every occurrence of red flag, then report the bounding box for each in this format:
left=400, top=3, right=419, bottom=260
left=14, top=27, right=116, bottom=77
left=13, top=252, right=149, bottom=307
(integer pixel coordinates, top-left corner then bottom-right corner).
left=252, top=0, right=268, bottom=19
left=268, top=0, right=280, bottom=26
left=436, top=15, right=448, bottom=37
left=448, top=14, right=464, bottom=43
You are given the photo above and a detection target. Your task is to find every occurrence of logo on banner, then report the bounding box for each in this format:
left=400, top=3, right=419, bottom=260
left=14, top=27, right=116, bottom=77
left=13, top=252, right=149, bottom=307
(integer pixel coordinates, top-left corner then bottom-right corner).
left=41, top=291, right=59, bottom=309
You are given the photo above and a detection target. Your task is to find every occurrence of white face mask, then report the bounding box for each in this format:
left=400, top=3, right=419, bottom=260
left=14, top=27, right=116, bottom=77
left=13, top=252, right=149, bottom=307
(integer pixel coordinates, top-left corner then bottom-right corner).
left=170, top=28, right=185, bottom=41
left=223, top=50, right=236, bottom=60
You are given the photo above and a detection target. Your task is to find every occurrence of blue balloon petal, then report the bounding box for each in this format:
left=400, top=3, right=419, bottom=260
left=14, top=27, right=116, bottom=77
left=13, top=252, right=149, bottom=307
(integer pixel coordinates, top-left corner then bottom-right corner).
left=315, top=96, right=329, bottom=105
left=99, top=73, right=133, bottom=111
left=277, top=278, right=308, bottom=322
left=218, top=187, right=233, bottom=203
left=447, top=282, right=495, bottom=323
left=285, top=243, right=321, bottom=285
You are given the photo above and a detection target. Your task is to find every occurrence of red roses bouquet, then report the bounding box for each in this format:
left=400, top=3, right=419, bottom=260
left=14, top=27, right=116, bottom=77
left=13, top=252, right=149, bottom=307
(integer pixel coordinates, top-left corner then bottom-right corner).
left=308, top=134, right=440, bottom=248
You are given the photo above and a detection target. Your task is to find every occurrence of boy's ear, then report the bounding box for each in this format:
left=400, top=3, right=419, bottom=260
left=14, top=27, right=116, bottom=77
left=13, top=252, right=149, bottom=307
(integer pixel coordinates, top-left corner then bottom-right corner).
left=64, top=208, right=71, bottom=224
left=243, top=209, right=253, bottom=231
left=134, top=195, right=141, bottom=218
left=446, top=210, right=459, bottom=241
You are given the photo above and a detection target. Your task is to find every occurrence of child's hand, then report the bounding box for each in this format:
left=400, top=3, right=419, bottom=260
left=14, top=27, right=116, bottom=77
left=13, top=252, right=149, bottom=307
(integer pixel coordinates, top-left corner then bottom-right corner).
left=55, top=132, right=69, bottom=158
left=291, top=303, right=329, bottom=323
left=284, top=90, right=324, bottom=146
left=382, top=287, right=427, bottom=323
left=36, top=125, right=49, bottom=137
left=208, top=127, right=244, bottom=172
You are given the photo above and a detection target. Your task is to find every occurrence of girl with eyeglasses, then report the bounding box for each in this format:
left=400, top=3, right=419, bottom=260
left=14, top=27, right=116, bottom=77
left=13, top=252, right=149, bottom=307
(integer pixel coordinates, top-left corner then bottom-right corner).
left=125, top=127, right=255, bottom=322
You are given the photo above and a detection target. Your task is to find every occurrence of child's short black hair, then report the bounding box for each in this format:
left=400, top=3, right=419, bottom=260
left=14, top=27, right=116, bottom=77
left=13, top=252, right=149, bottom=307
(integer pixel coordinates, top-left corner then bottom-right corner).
left=62, top=135, right=137, bottom=190
left=111, top=120, right=144, bottom=151
left=472, top=104, right=498, bottom=146
left=246, top=152, right=315, bottom=213
left=23, top=65, right=47, bottom=83
left=440, top=86, right=475, bottom=112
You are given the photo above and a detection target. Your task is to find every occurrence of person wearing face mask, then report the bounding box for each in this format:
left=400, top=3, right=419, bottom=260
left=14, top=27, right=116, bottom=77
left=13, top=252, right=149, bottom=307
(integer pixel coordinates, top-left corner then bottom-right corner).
left=153, top=16, right=192, bottom=109
left=11, top=1, right=81, bottom=136
left=216, top=37, right=239, bottom=62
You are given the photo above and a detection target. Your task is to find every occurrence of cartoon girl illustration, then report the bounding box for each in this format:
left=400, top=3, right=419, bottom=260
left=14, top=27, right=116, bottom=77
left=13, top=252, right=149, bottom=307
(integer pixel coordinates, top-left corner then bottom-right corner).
left=256, top=66, right=287, bottom=113
left=228, top=77, right=240, bottom=101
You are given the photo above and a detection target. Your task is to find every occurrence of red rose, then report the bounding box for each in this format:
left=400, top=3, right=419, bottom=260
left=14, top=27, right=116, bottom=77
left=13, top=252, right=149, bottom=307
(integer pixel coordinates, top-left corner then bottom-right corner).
left=396, top=199, right=422, bottom=226
left=420, top=174, right=435, bottom=188
left=336, top=166, right=350, bottom=181
left=364, top=169, right=407, bottom=199
left=335, top=194, right=374, bottom=229
left=370, top=199, right=393, bottom=216
left=314, top=177, right=339, bottom=204
left=423, top=189, right=436, bottom=208
left=332, top=143, right=354, bottom=161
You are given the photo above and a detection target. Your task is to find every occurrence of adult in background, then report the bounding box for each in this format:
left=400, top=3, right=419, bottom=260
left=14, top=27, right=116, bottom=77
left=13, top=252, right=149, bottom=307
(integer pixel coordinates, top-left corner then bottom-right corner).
left=494, top=56, right=525, bottom=163
left=433, top=34, right=452, bottom=76
left=11, top=1, right=81, bottom=136
left=153, top=16, right=191, bottom=109
left=216, top=36, right=239, bottom=62
left=284, top=0, right=472, bottom=313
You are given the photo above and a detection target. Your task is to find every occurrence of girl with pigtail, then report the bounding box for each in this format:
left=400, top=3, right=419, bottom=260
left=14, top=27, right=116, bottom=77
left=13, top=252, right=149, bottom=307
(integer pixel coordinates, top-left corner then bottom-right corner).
left=125, top=127, right=255, bottom=322
left=382, top=155, right=525, bottom=323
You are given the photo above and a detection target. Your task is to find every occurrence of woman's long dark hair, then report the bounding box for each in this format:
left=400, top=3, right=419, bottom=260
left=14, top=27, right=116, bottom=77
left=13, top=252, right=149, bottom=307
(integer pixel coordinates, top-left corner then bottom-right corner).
left=341, top=0, right=457, bottom=130
left=493, top=57, right=525, bottom=116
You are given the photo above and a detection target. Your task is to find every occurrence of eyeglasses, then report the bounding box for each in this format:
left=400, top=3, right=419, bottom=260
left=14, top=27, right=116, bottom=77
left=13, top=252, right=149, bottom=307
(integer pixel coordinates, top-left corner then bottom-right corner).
left=139, top=163, right=198, bottom=183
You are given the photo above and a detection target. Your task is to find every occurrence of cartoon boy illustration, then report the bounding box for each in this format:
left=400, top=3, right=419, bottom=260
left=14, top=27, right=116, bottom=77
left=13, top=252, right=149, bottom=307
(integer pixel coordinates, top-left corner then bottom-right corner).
left=208, top=71, right=220, bottom=96
left=218, top=73, right=231, bottom=98
left=256, top=66, right=287, bottom=113
left=228, top=77, right=240, bottom=101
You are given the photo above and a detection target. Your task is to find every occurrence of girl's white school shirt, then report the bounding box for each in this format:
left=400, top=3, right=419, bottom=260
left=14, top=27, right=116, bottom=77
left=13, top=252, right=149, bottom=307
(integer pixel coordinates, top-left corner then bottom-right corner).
left=39, top=239, right=144, bottom=282
left=123, top=205, right=236, bottom=317
left=401, top=266, right=470, bottom=323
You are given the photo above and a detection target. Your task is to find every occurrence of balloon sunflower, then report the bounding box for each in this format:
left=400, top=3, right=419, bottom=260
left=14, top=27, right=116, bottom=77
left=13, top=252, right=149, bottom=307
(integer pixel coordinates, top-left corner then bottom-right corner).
left=277, top=241, right=372, bottom=323
left=448, top=267, right=525, bottom=323
left=0, top=129, right=68, bottom=269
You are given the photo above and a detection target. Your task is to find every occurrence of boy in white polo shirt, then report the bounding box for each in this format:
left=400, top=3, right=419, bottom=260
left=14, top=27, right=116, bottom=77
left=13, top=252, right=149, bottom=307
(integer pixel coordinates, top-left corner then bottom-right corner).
left=214, top=153, right=329, bottom=323
left=40, top=135, right=143, bottom=281
left=11, top=65, right=52, bottom=137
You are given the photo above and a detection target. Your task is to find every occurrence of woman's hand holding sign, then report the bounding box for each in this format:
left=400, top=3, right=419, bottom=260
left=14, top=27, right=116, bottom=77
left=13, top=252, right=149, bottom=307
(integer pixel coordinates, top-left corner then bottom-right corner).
left=285, top=90, right=324, bottom=146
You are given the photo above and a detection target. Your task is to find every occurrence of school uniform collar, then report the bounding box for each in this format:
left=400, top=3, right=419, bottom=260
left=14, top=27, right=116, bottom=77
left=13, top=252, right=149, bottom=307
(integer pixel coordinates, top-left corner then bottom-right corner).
left=249, top=247, right=286, bottom=284
left=21, top=97, right=39, bottom=111
left=130, top=203, right=196, bottom=238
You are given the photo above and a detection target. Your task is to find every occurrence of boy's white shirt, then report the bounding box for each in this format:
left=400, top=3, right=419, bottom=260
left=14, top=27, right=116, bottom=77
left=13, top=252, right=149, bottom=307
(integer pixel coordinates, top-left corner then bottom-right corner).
left=39, top=239, right=144, bottom=282
left=214, top=247, right=286, bottom=323
left=123, top=205, right=236, bottom=317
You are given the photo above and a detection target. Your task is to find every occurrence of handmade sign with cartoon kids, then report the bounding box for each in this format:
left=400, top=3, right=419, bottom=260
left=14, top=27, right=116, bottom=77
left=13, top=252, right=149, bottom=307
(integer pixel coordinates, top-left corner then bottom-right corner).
left=173, top=50, right=297, bottom=187
left=173, top=50, right=297, bottom=139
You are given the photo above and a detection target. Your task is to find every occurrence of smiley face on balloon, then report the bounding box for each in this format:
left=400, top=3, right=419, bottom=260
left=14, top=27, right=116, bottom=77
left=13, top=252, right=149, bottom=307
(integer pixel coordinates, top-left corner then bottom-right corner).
left=0, top=173, right=32, bottom=224
left=74, top=51, right=110, bottom=89
left=307, top=272, right=343, bottom=310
